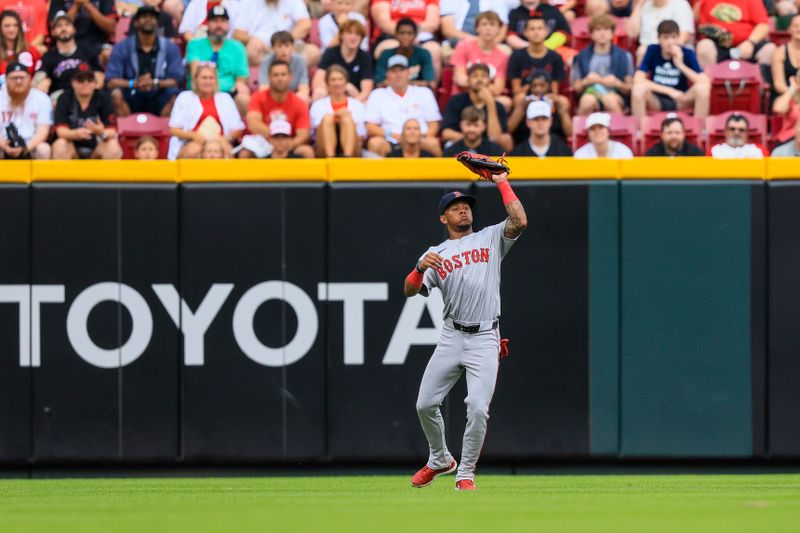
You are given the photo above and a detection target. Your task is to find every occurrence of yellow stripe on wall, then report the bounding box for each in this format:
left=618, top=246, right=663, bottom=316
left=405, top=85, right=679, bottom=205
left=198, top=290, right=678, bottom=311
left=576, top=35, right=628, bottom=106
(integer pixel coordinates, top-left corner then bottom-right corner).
left=0, top=158, right=796, bottom=183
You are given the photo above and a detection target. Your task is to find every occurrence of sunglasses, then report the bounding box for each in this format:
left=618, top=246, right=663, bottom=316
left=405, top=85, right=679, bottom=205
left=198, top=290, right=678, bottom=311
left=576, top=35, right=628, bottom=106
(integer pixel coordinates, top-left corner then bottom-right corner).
left=726, top=126, right=747, bottom=132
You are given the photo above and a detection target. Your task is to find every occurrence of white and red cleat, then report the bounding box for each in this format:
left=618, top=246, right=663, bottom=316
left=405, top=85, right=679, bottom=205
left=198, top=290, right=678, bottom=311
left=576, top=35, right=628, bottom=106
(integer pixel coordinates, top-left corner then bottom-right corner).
left=455, top=479, right=477, bottom=491
left=410, top=459, right=457, bottom=488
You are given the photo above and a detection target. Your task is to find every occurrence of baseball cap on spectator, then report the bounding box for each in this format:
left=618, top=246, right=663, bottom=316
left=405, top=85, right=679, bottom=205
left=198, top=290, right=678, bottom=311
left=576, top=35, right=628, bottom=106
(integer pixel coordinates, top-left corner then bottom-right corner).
left=269, top=119, right=292, bottom=137
left=387, top=55, right=409, bottom=69
left=134, top=5, right=159, bottom=19
left=586, top=112, right=611, bottom=129
left=71, top=62, right=94, bottom=81
left=467, top=63, right=490, bottom=77
left=526, top=100, right=551, bottom=119
left=438, top=191, right=476, bottom=214
left=50, top=10, right=72, bottom=28
left=208, top=5, right=229, bottom=20
left=5, top=62, right=28, bottom=75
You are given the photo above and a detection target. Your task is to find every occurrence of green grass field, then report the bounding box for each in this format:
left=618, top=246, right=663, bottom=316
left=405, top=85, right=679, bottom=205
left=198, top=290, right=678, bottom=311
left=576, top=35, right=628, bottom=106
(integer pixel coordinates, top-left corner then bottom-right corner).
left=1, top=474, right=798, bottom=532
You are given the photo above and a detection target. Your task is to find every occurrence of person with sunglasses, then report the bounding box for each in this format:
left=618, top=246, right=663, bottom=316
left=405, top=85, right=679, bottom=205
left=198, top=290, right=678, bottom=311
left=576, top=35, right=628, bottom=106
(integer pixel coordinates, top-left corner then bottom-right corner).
left=709, top=113, right=765, bottom=158
left=52, top=61, right=121, bottom=159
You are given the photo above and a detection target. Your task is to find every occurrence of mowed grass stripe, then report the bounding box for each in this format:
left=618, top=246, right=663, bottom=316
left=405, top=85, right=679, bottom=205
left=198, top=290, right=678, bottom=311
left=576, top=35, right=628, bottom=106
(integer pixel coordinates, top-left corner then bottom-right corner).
left=0, top=475, right=798, bottom=533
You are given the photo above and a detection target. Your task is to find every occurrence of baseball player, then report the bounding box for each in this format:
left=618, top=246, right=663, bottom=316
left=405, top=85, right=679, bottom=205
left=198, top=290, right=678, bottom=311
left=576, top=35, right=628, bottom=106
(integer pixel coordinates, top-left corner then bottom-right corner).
left=404, top=171, right=527, bottom=491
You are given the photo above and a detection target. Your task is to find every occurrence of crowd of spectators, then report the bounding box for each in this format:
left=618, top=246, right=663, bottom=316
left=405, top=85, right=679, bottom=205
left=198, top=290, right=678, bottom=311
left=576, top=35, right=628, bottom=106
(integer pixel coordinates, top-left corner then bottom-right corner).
left=1, top=0, right=800, bottom=161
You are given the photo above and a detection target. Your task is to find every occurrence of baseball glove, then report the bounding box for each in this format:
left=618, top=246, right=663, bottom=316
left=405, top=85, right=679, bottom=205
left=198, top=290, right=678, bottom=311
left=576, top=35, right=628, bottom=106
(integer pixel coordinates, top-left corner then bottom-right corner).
left=455, top=151, right=510, bottom=181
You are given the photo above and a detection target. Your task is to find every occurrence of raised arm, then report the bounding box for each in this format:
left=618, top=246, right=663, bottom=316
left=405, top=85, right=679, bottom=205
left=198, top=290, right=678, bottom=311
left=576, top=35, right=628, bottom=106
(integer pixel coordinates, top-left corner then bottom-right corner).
left=491, top=171, right=527, bottom=238
left=404, top=251, right=443, bottom=297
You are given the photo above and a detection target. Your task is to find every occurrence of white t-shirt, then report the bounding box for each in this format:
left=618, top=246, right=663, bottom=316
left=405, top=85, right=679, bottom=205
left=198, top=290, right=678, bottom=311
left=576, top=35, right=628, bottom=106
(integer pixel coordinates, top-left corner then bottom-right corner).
left=318, top=11, right=369, bottom=51
left=710, top=142, right=763, bottom=159
left=574, top=140, right=634, bottom=159
left=233, top=0, right=309, bottom=45
left=638, top=0, right=694, bottom=46
left=179, top=0, right=242, bottom=36
left=420, top=220, right=518, bottom=324
left=440, top=0, right=509, bottom=30
left=309, top=96, right=367, bottom=138
left=0, top=86, right=52, bottom=142
left=365, top=85, right=442, bottom=136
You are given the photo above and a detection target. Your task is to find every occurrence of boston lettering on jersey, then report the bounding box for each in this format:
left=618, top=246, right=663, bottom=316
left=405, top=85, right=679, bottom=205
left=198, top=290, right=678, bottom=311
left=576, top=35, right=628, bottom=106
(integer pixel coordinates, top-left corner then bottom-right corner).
left=434, top=248, right=490, bottom=279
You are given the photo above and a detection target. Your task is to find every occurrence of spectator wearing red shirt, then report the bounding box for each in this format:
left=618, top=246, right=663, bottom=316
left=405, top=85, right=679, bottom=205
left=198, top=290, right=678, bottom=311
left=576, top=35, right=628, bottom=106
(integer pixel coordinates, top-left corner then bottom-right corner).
left=0, top=0, right=48, bottom=54
left=167, top=63, right=245, bottom=159
left=371, top=0, right=443, bottom=81
left=451, top=11, right=510, bottom=111
left=772, top=70, right=800, bottom=145
left=0, top=10, right=42, bottom=82
left=52, top=63, right=122, bottom=160
left=695, top=0, right=775, bottom=68
left=239, top=60, right=314, bottom=158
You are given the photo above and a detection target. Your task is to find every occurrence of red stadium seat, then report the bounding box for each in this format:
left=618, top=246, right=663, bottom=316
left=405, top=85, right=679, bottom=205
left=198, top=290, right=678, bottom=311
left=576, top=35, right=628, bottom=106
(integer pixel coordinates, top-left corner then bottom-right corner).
left=705, top=111, right=768, bottom=149
left=438, top=65, right=454, bottom=113
left=117, top=113, right=170, bottom=159
left=706, top=60, right=765, bottom=114
left=769, top=17, right=791, bottom=47
left=572, top=112, right=638, bottom=153
left=115, top=16, right=132, bottom=44
left=570, top=16, right=636, bottom=53
left=640, top=111, right=703, bottom=153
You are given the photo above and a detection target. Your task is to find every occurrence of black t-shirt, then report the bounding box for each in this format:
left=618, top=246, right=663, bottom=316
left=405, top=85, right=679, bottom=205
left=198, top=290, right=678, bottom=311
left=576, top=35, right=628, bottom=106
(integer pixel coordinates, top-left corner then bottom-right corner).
left=512, top=100, right=567, bottom=144
left=508, top=4, right=571, bottom=39
left=645, top=141, right=705, bottom=156
left=39, top=46, right=102, bottom=94
left=509, top=135, right=572, bottom=156
left=442, top=93, right=508, bottom=132
left=54, top=89, right=116, bottom=149
left=443, top=138, right=505, bottom=157
left=136, top=36, right=160, bottom=78
left=507, top=48, right=564, bottom=83
left=127, top=11, right=178, bottom=39
left=49, top=0, right=116, bottom=53
left=386, top=148, right=434, bottom=157
left=318, top=47, right=373, bottom=87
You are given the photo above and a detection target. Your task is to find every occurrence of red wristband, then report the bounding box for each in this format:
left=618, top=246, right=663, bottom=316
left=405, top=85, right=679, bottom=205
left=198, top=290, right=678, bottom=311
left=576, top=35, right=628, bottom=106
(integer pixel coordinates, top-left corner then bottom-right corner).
left=406, top=267, right=424, bottom=289
left=497, top=180, right=518, bottom=206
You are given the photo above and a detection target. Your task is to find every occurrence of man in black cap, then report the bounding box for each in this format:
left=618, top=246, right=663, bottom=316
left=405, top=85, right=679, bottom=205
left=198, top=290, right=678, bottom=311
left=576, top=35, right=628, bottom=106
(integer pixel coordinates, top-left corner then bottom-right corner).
left=0, top=62, right=52, bottom=159
left=106, top=5, right=183, bottom=117
left=185, top=5, right=251, bottom=115
left=36, top=11, right=102, bottom=98
left=47, top=0, right=117, bottom=66
left=52, top=62, right=121, bottom=160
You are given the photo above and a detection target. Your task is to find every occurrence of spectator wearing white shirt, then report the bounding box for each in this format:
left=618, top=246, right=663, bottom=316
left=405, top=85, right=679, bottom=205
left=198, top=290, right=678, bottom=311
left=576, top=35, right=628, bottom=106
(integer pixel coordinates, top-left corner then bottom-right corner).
left=626, top=0, right=694, bottom=64
left=0, top=62, right=52, bottom=159
left=710, top=113, right=765, bottom=159
left=365, top=54, right=442, bottom=156
left=310, top=65, right=366, bottom=157
left=318, top=0, right=369, bottom=51
left=574, top=112, right=634, bottom=159
left=232, top=0, right=319, bottom=68
left=167, top=63, right=245, bottom=159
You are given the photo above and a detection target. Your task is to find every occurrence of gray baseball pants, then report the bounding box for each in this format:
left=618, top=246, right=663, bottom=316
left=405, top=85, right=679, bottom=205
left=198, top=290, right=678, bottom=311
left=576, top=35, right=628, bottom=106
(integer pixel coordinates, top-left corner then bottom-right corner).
left=415, top=323, right=500, bottom=481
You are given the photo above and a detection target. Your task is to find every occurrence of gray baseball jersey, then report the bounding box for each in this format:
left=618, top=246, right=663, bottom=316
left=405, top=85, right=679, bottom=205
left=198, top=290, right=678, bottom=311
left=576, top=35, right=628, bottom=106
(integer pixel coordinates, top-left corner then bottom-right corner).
left=420, top=219, right=517, bottom=324
left=415, top=219, right=520, bottom=483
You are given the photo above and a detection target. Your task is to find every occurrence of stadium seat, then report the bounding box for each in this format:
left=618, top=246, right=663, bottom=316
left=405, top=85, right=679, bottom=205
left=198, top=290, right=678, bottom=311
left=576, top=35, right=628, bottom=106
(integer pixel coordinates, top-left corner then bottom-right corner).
left=705, top=111, right=768, bottom=148
left=640, top=111, right=703, bottom=153
left=117, top=113, right=170, bottom=159
left=570, top=16, right=636, bottom=53
left=115, top=16, right=132, bottom=44
left=438, top=65, right=454, bottom=112
left=707, top=60, right=765, bottom=114
left=572, top=112, right=638, bottom=153
left=769, top=17, right=790, bottom=47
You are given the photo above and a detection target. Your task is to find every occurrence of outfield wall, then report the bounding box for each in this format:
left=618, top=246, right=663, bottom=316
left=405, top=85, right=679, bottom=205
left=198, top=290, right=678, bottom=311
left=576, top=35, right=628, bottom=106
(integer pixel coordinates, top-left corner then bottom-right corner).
left=0, top=159, right=798, bottom=464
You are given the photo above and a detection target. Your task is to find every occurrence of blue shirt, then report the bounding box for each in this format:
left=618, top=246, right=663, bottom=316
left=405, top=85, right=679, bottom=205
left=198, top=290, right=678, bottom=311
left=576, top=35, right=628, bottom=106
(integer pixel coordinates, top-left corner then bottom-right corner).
left=638, top=44, right=701, bottom=92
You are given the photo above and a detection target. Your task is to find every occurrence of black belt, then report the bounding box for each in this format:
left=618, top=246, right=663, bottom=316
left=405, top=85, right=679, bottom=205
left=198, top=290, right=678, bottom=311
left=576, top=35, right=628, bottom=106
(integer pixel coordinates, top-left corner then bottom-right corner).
left=452, top=320, right=499, bottom=334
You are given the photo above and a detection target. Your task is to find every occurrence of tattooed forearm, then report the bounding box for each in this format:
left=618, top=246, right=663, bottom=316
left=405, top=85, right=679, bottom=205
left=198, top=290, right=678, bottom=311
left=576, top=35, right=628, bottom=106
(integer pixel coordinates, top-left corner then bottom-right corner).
left=504, top=199, right=527, bottom=238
